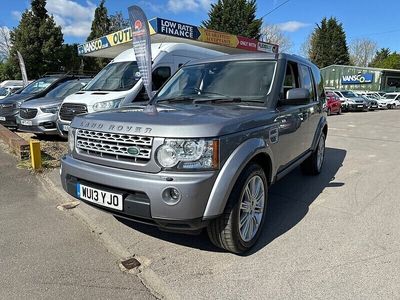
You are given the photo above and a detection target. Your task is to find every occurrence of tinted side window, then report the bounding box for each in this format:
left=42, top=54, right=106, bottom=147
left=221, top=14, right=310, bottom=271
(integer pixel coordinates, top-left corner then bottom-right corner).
left=300, top=65, right=315, bottom=102
left=311, top=65, right=324, bottom=100
left=153, top=67, right=171, bottom=90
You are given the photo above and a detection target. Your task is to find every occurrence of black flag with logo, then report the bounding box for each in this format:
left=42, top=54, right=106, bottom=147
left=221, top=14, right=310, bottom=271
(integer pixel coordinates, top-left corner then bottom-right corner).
left=128, top=5, right=153, bottom=101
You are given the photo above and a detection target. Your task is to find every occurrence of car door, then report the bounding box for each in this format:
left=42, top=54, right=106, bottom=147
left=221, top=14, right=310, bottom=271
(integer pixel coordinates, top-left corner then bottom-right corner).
left=274, top=61, right=309, bottom=170
left=300, top=64, right=322, bottom=151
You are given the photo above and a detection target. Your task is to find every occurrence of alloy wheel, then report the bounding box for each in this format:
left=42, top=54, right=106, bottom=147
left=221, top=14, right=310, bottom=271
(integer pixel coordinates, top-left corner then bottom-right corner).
left=238, top=175, right=265, bottom=242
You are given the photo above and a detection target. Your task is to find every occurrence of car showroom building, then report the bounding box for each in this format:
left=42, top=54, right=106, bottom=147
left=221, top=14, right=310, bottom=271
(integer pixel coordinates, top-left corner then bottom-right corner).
left=321, top=64, right=400, bottom=92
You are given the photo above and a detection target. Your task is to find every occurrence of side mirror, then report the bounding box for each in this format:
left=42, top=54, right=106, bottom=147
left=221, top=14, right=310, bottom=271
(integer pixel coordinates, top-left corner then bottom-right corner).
left=279, top=88, right=310, bottom=106
left=287, top=88, right=310, bottom=101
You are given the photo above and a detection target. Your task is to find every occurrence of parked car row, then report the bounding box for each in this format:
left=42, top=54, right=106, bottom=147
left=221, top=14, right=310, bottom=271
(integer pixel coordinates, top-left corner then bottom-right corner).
left=0, top=74, right=92, bottom=135
left=324, top=89, right=399, bottom=116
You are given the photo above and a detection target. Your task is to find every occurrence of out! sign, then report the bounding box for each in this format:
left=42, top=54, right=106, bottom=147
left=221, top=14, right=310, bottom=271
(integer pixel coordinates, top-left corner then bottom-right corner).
left=341, top=73, right=374, bottom=84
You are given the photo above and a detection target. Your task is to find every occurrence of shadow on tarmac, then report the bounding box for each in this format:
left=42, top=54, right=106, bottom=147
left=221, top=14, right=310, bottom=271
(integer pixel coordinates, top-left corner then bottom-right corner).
left=116, top=147, right=347, bottom=255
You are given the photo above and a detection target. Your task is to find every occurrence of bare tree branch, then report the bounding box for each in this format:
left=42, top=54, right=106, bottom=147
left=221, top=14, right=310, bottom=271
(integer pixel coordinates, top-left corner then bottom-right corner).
left=349, top=38, right=378, bottom=67
left=260, top=24, right=293, bottom=53
left=0, top=26, right=11, bottom=60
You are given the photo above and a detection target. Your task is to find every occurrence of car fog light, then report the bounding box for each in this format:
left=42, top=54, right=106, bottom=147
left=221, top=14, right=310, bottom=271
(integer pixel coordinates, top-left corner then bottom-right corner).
left=162, top=187, right=181, bottom=205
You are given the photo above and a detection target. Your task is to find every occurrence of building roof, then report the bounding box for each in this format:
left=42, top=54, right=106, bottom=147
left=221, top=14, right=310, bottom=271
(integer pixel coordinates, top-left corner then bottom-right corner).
left=321, top=64, right=400, bottom=73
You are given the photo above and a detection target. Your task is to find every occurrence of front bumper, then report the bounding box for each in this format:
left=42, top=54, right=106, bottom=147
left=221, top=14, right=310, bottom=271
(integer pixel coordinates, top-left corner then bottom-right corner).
left=348, top=103, right=367, bottom=111
left=60, top=155, right=219, bottom=231
left=16, top=114, right=58, bottom=135
left=378, top=104, right=389, bottom=109
left=0, top=110, right=18, bottom=127
left=56, top=119, right=71, bottom=138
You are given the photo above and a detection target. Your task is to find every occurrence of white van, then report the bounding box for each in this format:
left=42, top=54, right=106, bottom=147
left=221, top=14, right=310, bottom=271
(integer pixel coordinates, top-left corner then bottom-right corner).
left=57, top=43, right=225, bottom=136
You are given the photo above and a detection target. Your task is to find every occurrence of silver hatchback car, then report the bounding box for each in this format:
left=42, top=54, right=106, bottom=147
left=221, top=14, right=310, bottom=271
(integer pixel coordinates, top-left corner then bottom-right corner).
left=17, top=78, right=90, bottom=135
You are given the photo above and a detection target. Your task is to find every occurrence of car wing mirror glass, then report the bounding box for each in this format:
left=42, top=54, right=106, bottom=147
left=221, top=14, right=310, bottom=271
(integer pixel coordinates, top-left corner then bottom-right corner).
left=279, top=88, right=310, bottom=106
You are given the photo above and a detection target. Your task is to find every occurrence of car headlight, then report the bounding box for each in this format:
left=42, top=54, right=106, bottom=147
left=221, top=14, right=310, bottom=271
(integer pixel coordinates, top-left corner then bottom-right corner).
left=14, top=101, right=23, bottom=108
left=156, top=139, right=219, bottom=170
left=92, top=98, right=123, bottom=112
left=346, top=99, right=355, bottom=104
left=41, top=105, right=60, bottom=114
left=68, top=128, right=75, bottom=153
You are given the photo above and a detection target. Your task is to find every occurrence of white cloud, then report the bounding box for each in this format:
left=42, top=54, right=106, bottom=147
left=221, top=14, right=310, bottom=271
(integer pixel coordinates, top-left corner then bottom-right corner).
left=12, top=10, right=22, bottom=21
left=167, top=0, right=212, bottom=13
left=46, top=0, right=96, bottom=38
left=137, top=1, right=164, bottom=14
left=276, top=21, right=310, bottom=32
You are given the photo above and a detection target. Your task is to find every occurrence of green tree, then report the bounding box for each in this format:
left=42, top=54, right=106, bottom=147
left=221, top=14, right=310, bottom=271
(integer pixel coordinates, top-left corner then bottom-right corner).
left=87, top=0, right=111, bottom=41
left=8, top=0, right=64, bottom=79
left=371, top=52, right=400, bottom=69
left=369, top=48, right=391, bottom=67
left=85, top=0, right=111, bottom=73
left=60, top=44, right=83, bottom=73
left=202, top=0, right=262, bottom=39
left=307, top=17, right=350, bottom=68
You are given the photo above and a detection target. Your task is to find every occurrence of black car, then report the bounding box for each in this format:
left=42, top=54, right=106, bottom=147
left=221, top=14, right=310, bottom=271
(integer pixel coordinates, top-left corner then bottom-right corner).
left=0, top=74, right=91, bottom=128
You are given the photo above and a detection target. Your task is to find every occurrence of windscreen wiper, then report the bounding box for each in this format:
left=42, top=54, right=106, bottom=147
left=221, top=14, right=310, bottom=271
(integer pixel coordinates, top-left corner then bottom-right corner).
left=193, top=97, right=242, bottom=104
left=156, top=96, right=195, bottom=103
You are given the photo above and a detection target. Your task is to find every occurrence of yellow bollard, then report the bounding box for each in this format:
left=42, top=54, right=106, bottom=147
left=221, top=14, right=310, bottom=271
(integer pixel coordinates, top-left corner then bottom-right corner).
left=30, top=139, right=42, bottom=170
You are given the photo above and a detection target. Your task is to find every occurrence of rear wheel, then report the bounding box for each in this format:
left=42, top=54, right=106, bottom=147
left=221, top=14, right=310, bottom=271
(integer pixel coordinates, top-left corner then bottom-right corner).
left=301, top=132, right=326, bottom=176
left=327, top=108, right=331, bottom=116
left=207, top=163, right=268, bottom=254
left=337, top=107, right=342, bottom=115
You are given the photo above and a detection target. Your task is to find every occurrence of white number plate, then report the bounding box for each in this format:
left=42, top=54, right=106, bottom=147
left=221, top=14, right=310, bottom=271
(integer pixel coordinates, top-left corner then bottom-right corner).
left=0, top=117, right=5, bottom=121
left=77, top=183, right=123, bottom=211
left=21, top=120, right=32, bottom=126
left=357, top=105, right=363, bottom=108
left=62, top=124, right=70, bottom=132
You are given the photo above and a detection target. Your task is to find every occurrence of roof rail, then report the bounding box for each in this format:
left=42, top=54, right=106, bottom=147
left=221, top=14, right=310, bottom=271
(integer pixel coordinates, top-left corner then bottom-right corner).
left=41, top=71, right=96, bottom=78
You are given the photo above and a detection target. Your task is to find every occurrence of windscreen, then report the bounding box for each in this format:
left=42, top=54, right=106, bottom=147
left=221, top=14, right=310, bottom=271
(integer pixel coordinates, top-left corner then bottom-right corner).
left=384, top=94, right=397, bottom=99
left=0, top=87, right=7, bottom=96
left=155, top=60, right=276, bottom=103
left=340, top=91, right=357, bottom=98
left=45, top=80, right=88, bottom=98
left=84, top=61, right=140, bottom=92
left=20, top=77, right=58, bottom=94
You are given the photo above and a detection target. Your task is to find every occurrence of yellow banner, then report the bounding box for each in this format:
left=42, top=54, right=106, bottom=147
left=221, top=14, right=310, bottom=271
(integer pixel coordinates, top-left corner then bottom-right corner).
left=198, top=28, right=239, bottom=48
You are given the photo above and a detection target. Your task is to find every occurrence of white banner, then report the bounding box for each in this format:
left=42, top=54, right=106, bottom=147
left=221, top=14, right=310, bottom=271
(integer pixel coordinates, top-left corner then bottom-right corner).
left=17, top=51, right=28, bottom=87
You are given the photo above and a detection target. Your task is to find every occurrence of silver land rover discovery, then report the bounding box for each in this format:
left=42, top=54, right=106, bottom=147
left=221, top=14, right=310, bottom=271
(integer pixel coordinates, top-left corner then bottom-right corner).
left=61, top=53, right=328, bottom=254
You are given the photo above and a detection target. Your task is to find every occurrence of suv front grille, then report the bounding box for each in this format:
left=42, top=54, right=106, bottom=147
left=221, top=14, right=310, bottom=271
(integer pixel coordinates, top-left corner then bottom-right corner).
left=76, top=129, right=153, bottom=163
left=0, top=103, right=14, bottom=115
left=59, top=103, right=87, bottom=121
left=20, top=108, right=38, bottom=119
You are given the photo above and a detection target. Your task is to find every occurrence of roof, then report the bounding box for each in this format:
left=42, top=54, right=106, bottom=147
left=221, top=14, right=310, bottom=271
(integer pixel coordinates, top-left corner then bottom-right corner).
left=78, top=17, right=279, bottom=58
left=321, top=64, right=400, bottom=73
left=113, top=43, right=225, bottom=62
left=185, top=52, right=311, bottom=65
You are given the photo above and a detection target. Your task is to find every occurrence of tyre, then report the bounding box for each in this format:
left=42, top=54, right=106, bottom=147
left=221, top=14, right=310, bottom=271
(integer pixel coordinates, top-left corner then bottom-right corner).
left=301, top=132, right=326, bottom=176
left=337, top=107, right=342, bottom=115
left=207, top=163, right=268, bottom=254
left=327, top=108, right=331, bottom=116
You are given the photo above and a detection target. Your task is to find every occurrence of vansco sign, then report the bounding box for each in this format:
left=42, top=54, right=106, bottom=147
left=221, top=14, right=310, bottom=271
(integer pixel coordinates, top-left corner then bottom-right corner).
left=342, top=73, right=374, bottom=84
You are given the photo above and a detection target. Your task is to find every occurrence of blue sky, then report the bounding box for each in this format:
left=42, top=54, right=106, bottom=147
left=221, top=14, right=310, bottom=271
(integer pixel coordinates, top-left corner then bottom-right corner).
left=1, top=0, right=400, bottom=54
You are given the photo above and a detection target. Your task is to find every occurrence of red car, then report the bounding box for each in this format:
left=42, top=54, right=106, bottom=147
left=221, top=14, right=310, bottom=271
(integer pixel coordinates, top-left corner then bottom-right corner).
left=325, top=92, right=342, bottom=115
